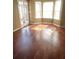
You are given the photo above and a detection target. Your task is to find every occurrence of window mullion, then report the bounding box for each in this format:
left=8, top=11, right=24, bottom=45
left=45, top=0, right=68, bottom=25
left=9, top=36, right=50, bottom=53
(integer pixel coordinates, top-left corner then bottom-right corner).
left=41, top=1, right=43, bottom=24
left=53, top=1, right=55, bottom=20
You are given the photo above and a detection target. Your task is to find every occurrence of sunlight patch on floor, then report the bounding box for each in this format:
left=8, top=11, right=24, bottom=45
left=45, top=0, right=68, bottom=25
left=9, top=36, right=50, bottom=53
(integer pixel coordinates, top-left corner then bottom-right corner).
left=32, top=24, right=48, bottom=31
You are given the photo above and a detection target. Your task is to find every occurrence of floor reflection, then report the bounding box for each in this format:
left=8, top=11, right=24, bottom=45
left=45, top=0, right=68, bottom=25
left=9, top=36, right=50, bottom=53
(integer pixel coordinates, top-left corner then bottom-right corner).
left=42, top=28, right=60, bottom=47
left=18, top=25, right=61, bottom=50
left=17, top=27, right=32, bottom=52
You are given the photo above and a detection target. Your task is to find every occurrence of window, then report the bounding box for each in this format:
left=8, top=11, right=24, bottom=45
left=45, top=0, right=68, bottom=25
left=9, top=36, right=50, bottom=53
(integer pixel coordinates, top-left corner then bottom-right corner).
left=43, top=2, right=53, bottom=18
left=54, top=0, right=61, bottom=20
left=18, top=1, right=29, bottom=26
left=35, top=0, right=61, bottom=20
left=35, top=2, right=42, bottom=18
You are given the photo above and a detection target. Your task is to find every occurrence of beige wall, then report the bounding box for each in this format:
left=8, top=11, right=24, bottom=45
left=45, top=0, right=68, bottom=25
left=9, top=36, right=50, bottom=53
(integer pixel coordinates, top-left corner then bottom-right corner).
left=60, top=0, right=65, bottom=28
left=13, top=0, right=21, bottom=31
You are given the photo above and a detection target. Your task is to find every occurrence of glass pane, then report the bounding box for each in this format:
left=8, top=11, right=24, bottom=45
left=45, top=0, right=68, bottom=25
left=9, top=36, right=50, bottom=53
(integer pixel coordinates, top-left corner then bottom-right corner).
left=35, top=2, right=42, bottom=18
left=43, top=2, right=53, bottom=18
left=54, top=0, right=61, bottom=20
left=18, top=1, right=23, bottom=5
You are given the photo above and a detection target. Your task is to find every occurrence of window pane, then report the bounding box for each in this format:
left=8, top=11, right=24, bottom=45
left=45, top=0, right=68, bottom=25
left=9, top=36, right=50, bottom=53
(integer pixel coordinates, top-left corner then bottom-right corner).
left=43, top=2, right=53, bottom=18
left=18, top=1, right=23, bottom=5
left=54, top=0, right=61, bottom=20
left=35, top=2, right=42, bottom=18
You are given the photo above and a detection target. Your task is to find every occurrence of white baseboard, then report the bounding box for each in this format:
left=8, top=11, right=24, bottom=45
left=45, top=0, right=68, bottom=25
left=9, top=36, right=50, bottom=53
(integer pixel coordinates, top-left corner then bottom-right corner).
left=13, top=27, right=22, bottom=32
left=53, top=23, right=60, bottom=27
left=60, top=26, right=65, bottom=28
left=53, top=23, right=65, bottom=28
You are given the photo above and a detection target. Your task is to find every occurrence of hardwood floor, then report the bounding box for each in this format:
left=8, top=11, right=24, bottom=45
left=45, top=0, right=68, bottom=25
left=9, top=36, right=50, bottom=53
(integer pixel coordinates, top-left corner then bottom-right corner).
left=13, top=24, right=65, bottom=59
